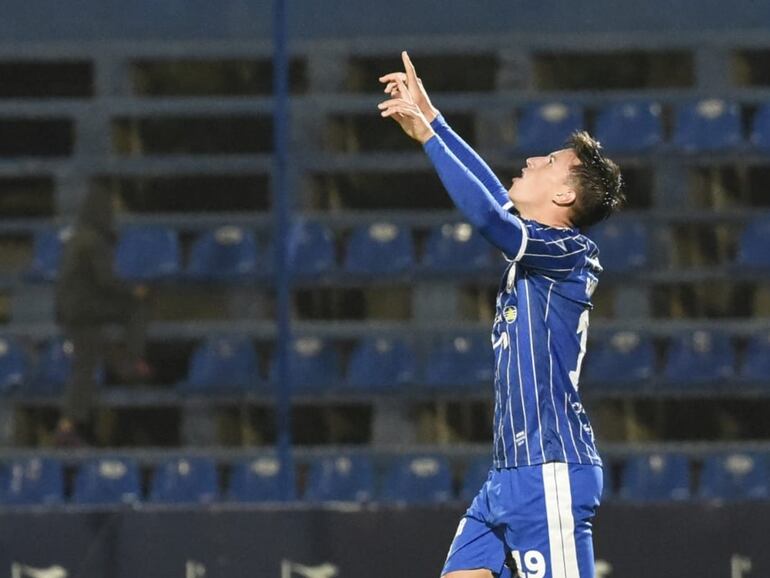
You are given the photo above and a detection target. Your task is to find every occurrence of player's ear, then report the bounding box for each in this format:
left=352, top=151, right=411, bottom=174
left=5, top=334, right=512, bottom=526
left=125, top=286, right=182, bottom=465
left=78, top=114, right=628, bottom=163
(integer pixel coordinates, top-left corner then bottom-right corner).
left=553, top=187, right=576, bottom=207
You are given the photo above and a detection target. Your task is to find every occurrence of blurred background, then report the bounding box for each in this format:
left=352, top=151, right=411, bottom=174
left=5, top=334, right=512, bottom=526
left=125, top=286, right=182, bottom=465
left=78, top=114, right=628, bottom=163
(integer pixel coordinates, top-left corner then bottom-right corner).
left=0, top=0, right=768, bottom=576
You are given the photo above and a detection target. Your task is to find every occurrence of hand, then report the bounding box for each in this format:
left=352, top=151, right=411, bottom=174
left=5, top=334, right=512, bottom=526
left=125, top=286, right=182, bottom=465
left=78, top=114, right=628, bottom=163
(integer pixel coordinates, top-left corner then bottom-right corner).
left=379, top=51, right=439, bottom=123
left=378, top=76, right=435, bottom=144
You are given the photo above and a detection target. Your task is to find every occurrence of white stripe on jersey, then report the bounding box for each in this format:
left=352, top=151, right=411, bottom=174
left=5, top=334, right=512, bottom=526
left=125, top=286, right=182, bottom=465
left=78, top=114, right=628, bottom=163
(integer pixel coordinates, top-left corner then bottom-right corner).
left=494, top=331, right=507, bottom=465
left=543, top=463, right=581, bottom=578
left=524, top=279, right=546, bottom=459
left=506, top=326, right=517, bottom=466
left=514, top=324, right=531, bottom=465
left=525, top=248, right=586, bottom=258
left=545, top=283, right=569, bottom=462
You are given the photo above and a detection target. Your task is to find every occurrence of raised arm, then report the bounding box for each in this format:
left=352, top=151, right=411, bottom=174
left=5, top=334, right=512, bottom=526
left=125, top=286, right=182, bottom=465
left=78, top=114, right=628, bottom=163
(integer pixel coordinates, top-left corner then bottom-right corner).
left=378, top=81, right=526, bottom=258
left=381, top=52, right=509, bottom=206
left=430, top=114, right=509, bottom=206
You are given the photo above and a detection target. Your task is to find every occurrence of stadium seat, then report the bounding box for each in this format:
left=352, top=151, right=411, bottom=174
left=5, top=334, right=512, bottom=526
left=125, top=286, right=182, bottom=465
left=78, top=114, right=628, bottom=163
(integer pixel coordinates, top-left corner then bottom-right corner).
left=459, top=456, right=491, bottom=502
left=0, top=337, right=27, bottom=394
left=72, top=457, right=141, bottom=505
left=271, top=337, right=340, bottom=391
left=228, top=457, right=293, bottom=502
left=29, top=338, right=76, bottom=396
left=672, top=99, right=743, bottom=152
left=0, top=458, right=63, bottom=506
left=739, top=332, right=770, bottom=383
left=698, top=453, right=769, bottom=501
left=346, top=337, right=416, bottom=390
left=619, top=453, right=691, bottom=501
left=737, top=217, right=770, bottom=268
left=594, top=101, right=663, bottom=153
left=115, top=226, right=181, bottom=281
left=583, top=331, right=655, bottom=387
left=588, top=220, right=648, bottom=273
left=25, top=226, right=73, bottom=282
left=288, top=221, right=337, bottom=276
left=304, top=455, right=374, bottom=502
left=516, top=102, right=584, bottom=154
left=182, top=336, right=260, bottom=393
left=149, top=457, right=219, bottom=504
left=422, top=223, right=493, bottom=272
left=344, top=223, right=414, bottom=275
left=424, top=335, right=493, bottom=388
left=380, top=455, right=453, bottom=504
left=187, top=226, right=259, bottom=281
left=749, top=103, right=770, bottom=151
left=662, top=331, right=735, bottom=385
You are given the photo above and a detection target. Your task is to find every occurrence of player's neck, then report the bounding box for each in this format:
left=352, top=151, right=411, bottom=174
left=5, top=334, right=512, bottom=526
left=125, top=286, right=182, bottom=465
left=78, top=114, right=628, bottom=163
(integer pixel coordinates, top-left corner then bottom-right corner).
left=517, top=205, right=573, bottom=230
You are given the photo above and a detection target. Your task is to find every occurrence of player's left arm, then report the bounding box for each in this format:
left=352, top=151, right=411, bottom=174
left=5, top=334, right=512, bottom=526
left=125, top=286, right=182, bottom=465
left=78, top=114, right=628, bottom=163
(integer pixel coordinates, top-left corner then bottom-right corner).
left=379, top=77, right=527, bottom=258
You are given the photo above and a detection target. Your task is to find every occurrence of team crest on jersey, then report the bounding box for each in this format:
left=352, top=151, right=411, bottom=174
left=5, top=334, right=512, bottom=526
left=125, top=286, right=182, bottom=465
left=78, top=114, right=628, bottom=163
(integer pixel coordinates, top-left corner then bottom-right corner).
left=503, top=306, right=518, bottom=323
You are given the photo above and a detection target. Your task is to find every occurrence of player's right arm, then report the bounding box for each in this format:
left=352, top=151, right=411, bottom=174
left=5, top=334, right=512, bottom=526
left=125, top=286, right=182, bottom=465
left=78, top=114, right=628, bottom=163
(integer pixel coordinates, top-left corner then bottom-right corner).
left=380, top=52, right=509, bottom=206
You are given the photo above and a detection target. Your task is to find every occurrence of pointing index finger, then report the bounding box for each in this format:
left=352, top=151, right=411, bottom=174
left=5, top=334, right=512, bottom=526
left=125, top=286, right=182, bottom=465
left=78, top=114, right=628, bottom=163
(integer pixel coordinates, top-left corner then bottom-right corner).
left=402, top=51, right=418, bottom=84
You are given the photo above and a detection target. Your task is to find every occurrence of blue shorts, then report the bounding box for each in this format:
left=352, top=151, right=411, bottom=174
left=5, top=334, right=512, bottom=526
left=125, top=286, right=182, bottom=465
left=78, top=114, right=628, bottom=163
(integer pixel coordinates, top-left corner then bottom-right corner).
left=442, top=462, right=602, bottom=578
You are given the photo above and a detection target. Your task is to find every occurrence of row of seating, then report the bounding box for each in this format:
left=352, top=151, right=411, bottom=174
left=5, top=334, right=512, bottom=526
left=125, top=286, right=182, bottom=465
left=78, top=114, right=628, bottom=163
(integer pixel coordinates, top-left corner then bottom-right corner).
left=514, top=99, right=770, bottom=153
left=21, top=217, right=770, bottom=283
left=2, top=331, right=769, bottom=395
left=1, top=451, right=767, bottom=506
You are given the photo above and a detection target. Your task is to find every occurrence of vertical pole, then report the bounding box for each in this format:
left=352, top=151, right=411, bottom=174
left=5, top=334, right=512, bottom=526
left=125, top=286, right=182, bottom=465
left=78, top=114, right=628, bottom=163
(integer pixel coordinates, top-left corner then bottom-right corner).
left=272, top=0, right=295, bottom=499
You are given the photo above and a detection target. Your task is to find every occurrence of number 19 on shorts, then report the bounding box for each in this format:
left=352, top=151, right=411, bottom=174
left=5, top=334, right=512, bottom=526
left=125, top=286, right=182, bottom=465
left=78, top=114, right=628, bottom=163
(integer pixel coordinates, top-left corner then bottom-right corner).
left=511, top=550, right=546, bottom=578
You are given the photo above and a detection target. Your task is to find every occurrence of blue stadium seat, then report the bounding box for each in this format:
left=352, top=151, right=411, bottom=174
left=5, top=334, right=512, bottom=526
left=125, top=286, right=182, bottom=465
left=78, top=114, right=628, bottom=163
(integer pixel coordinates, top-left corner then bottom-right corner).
left=344, top=223, right=414, bottom=275
left=739, top=332, right=770, bottom=383
left=288, top=221, right=337, bottom=276
left=0, top=458, right=63, bottom=506
left=672, top=99, right=743, bottom=152
left=26, top=226, right=72, bottom=282
left=346, top=337, right=416, bottom=390
left=0, top=337, right=27, bottom=394
left=150, top=457, right=218, bottom=504
left=187, top=226, right=259, bottom=281
left=72, top=458, right=141, bottom=505
left=737, top=217, right=770, bottom=268
left=516, top=102, right=584, bottom=154
left=115, top=226, right=181, bottom=281
left=698, top=453, right=769, bottom=501
left=619, top=453, right=690, bottom=501
left=271, top=337, right=340, bottom=391
left=422, top=223, right=493, bottom=272
left=663, top=331, right=735, bottom=385
left=29, top=338, right=76, bottom=396
left=425, top=335, right=493, bottom=388
left=304, top=455, right=374, bottom=502
left=749, top=103, right=770, bottom=151
left=460, top=456, right=491, bottom=502
left=594, top=101, right=663, bottom=153
left=182, top=336, right=260, bottom=393
left=228, top=457, right=293, bottom=502
left=380, top=455, right=453, bottom=504
left=583, top=331, right=655, bottom=387
left=588, top=221, right=648, bottom=273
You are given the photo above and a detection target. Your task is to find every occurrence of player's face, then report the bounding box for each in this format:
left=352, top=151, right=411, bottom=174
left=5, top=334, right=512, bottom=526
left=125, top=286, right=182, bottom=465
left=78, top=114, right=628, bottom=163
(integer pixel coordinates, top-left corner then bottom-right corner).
left=508, top=148, right=579, bottom=208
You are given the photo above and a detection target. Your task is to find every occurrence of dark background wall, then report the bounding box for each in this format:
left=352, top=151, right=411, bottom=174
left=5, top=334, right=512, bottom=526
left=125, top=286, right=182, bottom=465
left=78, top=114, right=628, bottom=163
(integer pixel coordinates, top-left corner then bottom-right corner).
left=1, top=0, right=768, bottom=42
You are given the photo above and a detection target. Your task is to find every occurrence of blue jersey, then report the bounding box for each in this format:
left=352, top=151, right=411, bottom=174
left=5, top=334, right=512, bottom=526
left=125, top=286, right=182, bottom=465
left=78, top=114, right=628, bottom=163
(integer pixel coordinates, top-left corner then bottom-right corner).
left=425, top=115, right=603, bottom=468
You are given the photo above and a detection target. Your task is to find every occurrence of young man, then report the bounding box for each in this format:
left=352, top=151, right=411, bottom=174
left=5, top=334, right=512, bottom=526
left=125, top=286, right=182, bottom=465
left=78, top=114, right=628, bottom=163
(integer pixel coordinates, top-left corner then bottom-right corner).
left=379, top=52, right=625, bottom=578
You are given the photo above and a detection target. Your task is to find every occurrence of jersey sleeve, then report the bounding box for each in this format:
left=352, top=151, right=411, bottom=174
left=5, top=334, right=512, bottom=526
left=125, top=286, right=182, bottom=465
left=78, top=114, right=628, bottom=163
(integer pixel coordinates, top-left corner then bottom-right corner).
left=513, top=221, right=588, bottom=278
left=430, top=114, right=509, bottom=207
left=423, top=135, right=527, bottom=259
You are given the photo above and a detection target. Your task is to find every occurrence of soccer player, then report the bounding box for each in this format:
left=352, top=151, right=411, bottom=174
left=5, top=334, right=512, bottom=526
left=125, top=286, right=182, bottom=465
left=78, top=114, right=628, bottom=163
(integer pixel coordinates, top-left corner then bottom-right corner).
left=379, top=52, right=625, bottom=578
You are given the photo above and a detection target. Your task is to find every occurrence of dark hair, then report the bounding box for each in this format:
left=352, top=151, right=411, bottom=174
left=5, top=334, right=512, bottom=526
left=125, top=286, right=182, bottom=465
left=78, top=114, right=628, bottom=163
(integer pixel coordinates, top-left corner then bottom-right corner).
left=566, top=131, right=625, bottom=228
